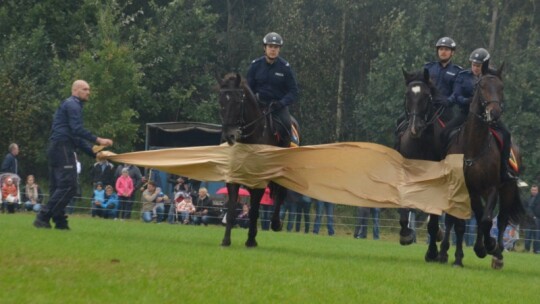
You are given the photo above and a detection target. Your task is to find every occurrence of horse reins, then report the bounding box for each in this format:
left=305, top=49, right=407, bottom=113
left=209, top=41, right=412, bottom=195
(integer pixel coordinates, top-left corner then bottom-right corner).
left=219, top=88, right=275, bottom=139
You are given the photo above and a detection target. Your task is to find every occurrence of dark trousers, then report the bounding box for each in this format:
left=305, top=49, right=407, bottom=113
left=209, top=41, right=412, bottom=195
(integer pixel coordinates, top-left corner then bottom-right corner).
left=272, top=106, right=292, bottom=147
left=37, top=142, right=77, bottom=225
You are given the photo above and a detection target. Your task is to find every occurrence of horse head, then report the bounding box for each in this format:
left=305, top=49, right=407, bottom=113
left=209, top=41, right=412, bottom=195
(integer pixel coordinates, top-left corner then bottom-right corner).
left=402, top=68, right=434, bottom=138
left=472, top=62, right=504, bottom=123
left=217, top=73, right=260, bottom=145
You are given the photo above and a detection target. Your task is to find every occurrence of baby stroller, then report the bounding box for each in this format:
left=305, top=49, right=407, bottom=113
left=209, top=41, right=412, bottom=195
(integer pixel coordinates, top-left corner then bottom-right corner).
left=1, top=173, right=21, bottom=214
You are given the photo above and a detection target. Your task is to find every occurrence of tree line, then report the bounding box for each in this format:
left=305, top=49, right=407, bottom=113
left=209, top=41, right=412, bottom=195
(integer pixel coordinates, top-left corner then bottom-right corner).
left=1, top=0, right=539, bottom=183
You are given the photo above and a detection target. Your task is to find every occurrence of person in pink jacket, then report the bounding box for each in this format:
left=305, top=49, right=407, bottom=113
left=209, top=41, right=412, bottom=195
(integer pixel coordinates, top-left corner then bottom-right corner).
left=115, top=168, right=134, bottom=219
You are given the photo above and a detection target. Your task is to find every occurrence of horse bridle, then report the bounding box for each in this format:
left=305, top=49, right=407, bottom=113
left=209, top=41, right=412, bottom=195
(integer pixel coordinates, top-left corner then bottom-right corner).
left=464, top=74, right=504, bottom=166
left=219, top=87, right=272, bottom=139
left=404, top=81, right=442, bottom=126
left=471, top=74, right=504, bottom=123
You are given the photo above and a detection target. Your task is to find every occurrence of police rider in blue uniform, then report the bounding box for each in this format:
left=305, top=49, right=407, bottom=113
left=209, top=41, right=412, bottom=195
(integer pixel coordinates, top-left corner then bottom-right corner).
left=395, top=37, right=462, bottom=136
left=424, top=36, right=462, bottom=101
left=246, top=32, right=299, bottom=147
left=446, top=48, right=515, bottom=181
left=34, top=80, right=113, bottom=229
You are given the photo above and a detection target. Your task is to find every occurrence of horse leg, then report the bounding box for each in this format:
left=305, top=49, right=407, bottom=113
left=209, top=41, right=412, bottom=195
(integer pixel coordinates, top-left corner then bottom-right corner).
left=425, top=214, right=439, bottom=262
left=471, top=195, right=487, bottom=258
left=246, top=189, right=264, bottom=248
left=270, top=183, right=285, bottom=232
left=438, top=214, right=453, bottom=264
left=482, top=188, right=499, bottom=255
left=453, top=218, right=466, bottom=267
left=221, top=184, right=240, bottom=247
left=399, top=209, right=415, bottom=245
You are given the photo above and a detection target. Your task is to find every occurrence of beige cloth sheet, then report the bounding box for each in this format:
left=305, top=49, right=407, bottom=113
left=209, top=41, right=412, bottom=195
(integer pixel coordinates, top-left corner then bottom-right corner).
left=100, top=142, right=471, bottom=219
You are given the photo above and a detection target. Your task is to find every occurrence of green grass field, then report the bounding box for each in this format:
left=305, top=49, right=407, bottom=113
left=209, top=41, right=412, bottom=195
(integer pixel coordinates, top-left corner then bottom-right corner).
left=1, top=213, right=539, bottom=304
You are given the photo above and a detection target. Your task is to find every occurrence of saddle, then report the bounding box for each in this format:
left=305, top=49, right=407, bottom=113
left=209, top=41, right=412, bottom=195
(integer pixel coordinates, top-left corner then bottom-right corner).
left=489, top=128, right=520, bottom=174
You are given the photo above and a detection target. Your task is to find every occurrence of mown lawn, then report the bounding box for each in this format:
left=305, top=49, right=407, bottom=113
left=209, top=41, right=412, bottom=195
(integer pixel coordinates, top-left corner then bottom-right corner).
left=1, top=214, right=538, bottom=304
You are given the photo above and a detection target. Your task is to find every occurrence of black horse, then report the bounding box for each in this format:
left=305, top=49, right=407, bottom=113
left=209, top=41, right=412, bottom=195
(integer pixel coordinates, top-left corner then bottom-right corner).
left=217, top=72, right=293, bottom=247
left=447, top=62, right=525, bottom=269
left=396, top=68, right=467, bottom=267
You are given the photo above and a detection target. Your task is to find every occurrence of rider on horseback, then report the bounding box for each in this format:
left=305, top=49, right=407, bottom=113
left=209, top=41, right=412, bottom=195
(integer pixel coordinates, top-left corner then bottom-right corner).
left=395, top=37, right=462, bottom=141
left=446, top=48, right=516, bottom=181
left=246, top=32, right=299, bottom=147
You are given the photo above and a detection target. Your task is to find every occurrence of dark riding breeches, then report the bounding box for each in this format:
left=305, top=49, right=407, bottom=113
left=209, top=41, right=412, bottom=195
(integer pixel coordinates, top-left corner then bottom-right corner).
left=272, top=106, right=292, bottom=147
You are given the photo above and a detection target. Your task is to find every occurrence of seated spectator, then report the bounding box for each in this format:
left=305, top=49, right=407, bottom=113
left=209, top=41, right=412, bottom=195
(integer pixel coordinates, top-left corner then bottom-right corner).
left=92, top=185, right=119, bottom=219
left=100, top=185, right=119, bottom=219
left=236, top=204, right=250, bottom=229
left=141, top=181, right=168, bottom=223
left=22, top=175, right=43, bottom=212
left=2, top=177, right=19, bottom=214
left=193, top=187, right=214, bottom=226
left=176, top=195, right=196, bottom=224
left=91, top=182, right=105, bottom=217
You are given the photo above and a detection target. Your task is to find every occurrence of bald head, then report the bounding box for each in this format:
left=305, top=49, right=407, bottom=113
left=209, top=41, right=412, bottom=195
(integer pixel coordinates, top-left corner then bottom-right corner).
left=72, top=80, right=91, bottom=101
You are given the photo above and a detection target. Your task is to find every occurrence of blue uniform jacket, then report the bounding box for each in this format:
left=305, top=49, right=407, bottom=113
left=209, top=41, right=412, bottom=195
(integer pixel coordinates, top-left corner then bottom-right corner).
left=424, top=61, right=462, bottom=98
left=448, top=69, right=477, bottom=113
left=246, top=56, right=299, bottom=107
left=49, top=96, right=97, bottom=157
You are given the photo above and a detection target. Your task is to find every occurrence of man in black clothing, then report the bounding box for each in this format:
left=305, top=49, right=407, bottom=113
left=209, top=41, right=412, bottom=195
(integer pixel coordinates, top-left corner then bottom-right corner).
left=34, top=80, right=113, bottom=230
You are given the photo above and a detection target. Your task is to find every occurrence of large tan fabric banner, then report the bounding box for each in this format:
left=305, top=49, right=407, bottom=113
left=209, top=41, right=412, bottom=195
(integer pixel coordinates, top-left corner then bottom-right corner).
left=100, top=142, right=471, bottom=219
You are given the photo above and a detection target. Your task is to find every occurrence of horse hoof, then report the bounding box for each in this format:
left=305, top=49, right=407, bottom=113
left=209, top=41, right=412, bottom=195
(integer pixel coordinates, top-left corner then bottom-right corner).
left=271, top=220, right=283, bottom=232
left=438, top=253, right=449, bottom=264
left=474, top=245, right=487, bottom=258
left=491, top=257, right=504, bottom=270
left=425, top=251, right=439, bottom=263
left=399, top=229, right=415, bottom=246
left=452, top=261, right=464, bottom=268
left=221, top=240, right=231, bottom=247
left=245, top=239, right=258, bottom=248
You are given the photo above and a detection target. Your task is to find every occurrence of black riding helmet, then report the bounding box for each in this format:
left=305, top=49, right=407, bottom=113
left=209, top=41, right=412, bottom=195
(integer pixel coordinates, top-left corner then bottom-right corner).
left=469, top=48, right=490, bottom=64
left=263, top=32, right=283, bottom=46
left=435, top=37, right=456, bottom=50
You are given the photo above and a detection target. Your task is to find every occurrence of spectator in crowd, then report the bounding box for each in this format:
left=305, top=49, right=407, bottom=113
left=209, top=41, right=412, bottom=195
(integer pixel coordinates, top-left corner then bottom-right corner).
left=295, top=195, right=312, bottom=233
left=313, top=200, right=335, bottom=236
left=354, top=207, right=380, bottom=240
left=280, top=190, right=301, bottom=232
left=116, top=167, right=135, bottom=220
left=260, top=187, right=273, bottom=231
left=2, top=176, right=19, bottom=213
left=465, top=212, right=477, bottom=247
left=140, top=168, right=163, bottom=192
left=90, top=182, right=105, bottom=217
left=1, top=143, right=19, bottom=174
left=193, top=187, right=214, bottom=226
left=23, top=175, right=43, bottom=213
left=524, top=184, right=540, bottom=254
left=90, top=159, right=115, bottom=187
left=490, top=216, right=519, bottom=251
left=114, top=163, right=143, bottom=209
left=176, top=194, right=196, bottom=224
left=141, top=181, right=168, bottom=223
left=236, top=203, right=250, bottom=228
left=101, top=185, right=119, bottom=219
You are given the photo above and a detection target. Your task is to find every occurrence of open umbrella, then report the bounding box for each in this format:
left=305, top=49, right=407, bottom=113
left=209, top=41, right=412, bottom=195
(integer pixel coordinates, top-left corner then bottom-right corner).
left=216, top=187, right=250, bottom=197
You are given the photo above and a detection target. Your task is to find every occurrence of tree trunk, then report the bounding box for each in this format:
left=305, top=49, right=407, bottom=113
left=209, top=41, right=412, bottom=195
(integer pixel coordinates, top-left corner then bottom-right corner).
left=335, top=7, right=347, bottom=142
left=489, top=2, right=498, bottom=51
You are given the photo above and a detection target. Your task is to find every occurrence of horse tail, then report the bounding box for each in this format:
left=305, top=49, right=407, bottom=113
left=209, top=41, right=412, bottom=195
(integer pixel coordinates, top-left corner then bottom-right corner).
left=500, top=182, right=527, bottom=225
